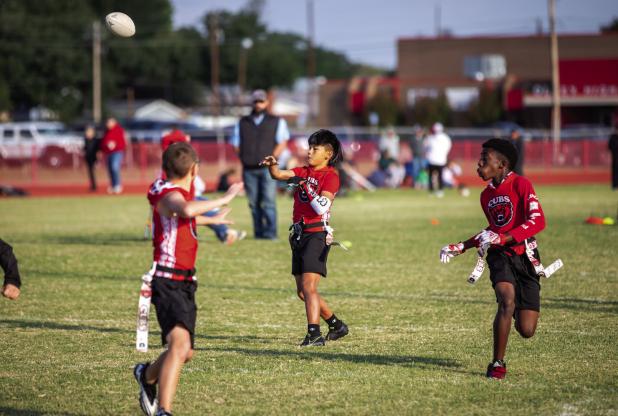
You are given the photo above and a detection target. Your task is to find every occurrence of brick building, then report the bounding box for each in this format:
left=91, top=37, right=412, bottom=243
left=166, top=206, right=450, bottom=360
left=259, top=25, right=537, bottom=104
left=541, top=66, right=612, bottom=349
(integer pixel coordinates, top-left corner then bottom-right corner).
left=315, top=32, right=618, bottom=128
left=396, top=33, right=618, bottom=127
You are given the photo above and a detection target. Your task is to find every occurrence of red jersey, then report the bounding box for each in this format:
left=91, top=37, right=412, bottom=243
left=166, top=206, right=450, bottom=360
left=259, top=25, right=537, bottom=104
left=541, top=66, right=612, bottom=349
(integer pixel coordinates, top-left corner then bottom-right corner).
left=291, top=165, right=339, bottom=225
left=147, top=179, right=198, bottom=280
left=161, top=129, right=190, bottom=151
left=480, top=172, right=545, bottom=255
left=101, top=124, right=126, bottom=155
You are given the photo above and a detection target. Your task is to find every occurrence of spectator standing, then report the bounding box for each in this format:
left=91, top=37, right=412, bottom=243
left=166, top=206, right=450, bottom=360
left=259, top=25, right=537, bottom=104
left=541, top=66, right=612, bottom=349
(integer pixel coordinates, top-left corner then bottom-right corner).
left=161, top=125, right=190, bottom=150
left=100, top=117, right=127, bottom=194
left=509, top=129, right=525, bottom=176
left=408, top=124, right=427, bottom=187
left=83, top=125, right=100, bottom=192
left=379, top=127, right=400, bottom=162
left=424, top=122, right=452, bottom=197
left=231, top=89, right=290, bottom=239
left=609, top=127, right=618, bottom=190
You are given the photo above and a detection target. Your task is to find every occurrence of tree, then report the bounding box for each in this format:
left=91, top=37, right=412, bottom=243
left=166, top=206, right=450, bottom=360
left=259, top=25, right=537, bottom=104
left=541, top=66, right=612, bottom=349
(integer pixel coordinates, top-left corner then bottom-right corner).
left=600, top=18, right=618, bottom=33
left=365, top=91, right=402, bottom=127
left=466, top=84, right=503, bottom=126
left=408, top=93, right=452, bottom=127
left=0, top=0, right=94, bottom=120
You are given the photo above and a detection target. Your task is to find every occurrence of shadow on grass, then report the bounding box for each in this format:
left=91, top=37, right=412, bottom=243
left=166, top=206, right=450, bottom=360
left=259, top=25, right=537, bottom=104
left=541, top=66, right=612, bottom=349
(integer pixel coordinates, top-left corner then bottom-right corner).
left=0, top=319, right=273, bottom=344
left=0, top=407, right=85, bottom=416
left=197, top=345, right=465, bottom=372
left=544, top=297, right=618, bottom=314
left=205, top=283, right=495, bottom=305
left=24, top=268, right=141, bottom=282
left=38, top=233, right=145, bottom=246
left=0, top=319, right=129, bottom=334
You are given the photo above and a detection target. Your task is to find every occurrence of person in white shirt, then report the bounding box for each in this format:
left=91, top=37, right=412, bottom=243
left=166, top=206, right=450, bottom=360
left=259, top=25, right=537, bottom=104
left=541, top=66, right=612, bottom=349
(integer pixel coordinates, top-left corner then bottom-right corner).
left=424, top=122, right=452, bottom=197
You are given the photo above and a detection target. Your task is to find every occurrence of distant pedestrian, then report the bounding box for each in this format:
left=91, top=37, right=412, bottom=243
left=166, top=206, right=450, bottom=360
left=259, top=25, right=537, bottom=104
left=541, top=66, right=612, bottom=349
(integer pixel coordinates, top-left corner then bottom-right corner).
left=231, top=89, right=290, bottom=239
left=509, top=129, right=525, bottom=176
left=101, top=117, right=127, bottom=194
left=408, top=124, right=427, bottom=187
left=83, top=125, right=100, bottom=192
left=424, top=122, right=452, bottom=197
left=609, top=127, right=618, bottom=190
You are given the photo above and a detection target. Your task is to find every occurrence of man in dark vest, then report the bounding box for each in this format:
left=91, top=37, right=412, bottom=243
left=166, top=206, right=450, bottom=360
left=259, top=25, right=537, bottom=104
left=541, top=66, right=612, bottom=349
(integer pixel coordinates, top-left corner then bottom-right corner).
left=231, top=89, right=289, bottom=239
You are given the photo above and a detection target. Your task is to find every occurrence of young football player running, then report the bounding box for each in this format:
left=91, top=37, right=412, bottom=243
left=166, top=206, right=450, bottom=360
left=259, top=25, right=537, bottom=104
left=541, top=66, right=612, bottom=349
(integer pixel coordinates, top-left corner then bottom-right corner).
left=134, top=142, right=243, bottom=416
left=261, top=129, right=349, bottom=347
left=439, top=138, right=546, bottom=379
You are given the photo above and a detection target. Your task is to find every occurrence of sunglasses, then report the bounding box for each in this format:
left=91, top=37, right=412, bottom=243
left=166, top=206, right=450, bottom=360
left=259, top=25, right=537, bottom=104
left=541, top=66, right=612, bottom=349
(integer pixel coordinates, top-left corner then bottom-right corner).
left=253, top=99, right=265, bottom=104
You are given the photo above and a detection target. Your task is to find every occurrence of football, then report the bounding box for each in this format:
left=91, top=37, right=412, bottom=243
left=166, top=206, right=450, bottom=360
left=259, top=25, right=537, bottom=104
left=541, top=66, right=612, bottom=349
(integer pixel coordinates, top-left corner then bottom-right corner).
left=105, top=12, right=136, bottom=37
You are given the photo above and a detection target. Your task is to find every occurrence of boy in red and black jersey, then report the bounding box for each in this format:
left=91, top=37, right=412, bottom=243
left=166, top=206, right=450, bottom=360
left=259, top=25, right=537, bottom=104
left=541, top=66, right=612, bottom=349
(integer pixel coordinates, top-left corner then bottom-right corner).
left=440, top=138, right=547, bottom=380
left=261, top=129, right=349, bottom=347
left=134, top=142, right=243, bottom=416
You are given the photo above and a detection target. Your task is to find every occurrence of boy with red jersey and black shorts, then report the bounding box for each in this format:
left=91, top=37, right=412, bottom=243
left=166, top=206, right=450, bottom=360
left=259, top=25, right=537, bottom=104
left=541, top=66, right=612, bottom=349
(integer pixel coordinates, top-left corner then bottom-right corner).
left=439, top=138, right=546, bottom=379
left=261, top=129, right=349, bottom=346
left=134, top=142, right=243, bottom=416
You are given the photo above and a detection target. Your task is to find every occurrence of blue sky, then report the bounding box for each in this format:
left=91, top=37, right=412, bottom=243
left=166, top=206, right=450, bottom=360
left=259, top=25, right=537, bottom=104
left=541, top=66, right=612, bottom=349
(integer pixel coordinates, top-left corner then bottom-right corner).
left=171, top=0, right=618, bottom=69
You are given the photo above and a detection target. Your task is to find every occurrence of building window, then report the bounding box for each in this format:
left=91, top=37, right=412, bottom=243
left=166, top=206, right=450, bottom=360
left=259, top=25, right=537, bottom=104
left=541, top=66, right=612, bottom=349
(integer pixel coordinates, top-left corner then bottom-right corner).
left=464, top=55, right=507, bottom=81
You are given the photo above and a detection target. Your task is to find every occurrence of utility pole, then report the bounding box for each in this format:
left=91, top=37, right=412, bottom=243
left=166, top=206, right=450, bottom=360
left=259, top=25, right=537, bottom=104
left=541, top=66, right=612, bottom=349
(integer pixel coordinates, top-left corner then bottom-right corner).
left=208, top=13, right=225, bottom=172
left=306, top=0, right=316, bottom=124
left=208, top=14, right=221, bottom=117
left=92, top=21, right=102, bottom=124
left=548, top=0, right=561, bottom=162
left=435, top=3, right=442, bottom=37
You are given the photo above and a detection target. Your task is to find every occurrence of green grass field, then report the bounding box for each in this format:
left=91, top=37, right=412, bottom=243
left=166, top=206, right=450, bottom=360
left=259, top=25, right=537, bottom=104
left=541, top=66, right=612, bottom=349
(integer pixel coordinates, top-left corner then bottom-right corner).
left=0, top=185, right=617, bottom=416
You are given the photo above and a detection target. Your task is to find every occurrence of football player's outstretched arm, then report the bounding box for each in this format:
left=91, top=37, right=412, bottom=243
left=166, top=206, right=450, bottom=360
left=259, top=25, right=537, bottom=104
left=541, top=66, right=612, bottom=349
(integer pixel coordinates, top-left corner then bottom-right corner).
left=158, top=183, right=244, bottom=219
left=261, top=155, right=295, bottom=181
left=195, top=207, right=234, bottom=226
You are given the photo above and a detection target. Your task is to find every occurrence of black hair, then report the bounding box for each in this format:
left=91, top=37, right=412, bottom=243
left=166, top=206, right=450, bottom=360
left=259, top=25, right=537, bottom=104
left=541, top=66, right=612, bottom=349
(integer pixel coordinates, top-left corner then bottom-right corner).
left=482, top=138, right=518, bottom=170
left=307, top=129, right=343, bottom=166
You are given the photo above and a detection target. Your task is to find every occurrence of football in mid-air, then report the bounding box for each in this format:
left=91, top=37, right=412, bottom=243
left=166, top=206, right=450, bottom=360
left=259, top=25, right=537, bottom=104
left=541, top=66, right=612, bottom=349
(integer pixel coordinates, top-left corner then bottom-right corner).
left=105, top=12, right=136, bottom=37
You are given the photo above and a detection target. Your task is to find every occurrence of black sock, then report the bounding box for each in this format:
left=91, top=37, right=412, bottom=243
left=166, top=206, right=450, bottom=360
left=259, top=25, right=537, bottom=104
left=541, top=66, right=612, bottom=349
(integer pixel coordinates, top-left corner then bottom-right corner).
left=307, top=324, right=321, bottom=337
left=325, top=314, right=343, bottom=330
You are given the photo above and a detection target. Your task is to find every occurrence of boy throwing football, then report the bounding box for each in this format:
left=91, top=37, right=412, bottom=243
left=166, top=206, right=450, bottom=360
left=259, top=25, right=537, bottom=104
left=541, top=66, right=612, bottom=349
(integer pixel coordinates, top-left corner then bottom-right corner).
left=134, top=142, right=243, bottom=416
left=440, top=138, right=546, bottom=379
left=261, top=129, right=349, bottom=346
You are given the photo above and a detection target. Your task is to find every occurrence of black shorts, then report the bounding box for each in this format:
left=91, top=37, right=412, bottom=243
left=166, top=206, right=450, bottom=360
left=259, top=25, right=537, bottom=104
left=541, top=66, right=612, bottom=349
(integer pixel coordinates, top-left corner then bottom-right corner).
left=151, top=277, right=198, bottom=348
left=290, top=231, right=331, bottom=277
left=486, top=249, right=541, bottom=312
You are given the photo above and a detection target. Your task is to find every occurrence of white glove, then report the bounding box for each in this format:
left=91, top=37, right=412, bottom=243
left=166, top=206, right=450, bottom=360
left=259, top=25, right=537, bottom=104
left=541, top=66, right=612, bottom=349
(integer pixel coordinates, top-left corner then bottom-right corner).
left=440, top=243, right=465, bottom=263
left=476, top=230, right=504, bottom=248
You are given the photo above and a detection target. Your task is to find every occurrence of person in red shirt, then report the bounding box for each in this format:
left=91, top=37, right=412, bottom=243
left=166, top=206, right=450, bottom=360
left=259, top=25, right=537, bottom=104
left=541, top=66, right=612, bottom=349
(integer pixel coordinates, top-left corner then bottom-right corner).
left=160, top=127, right=190, bottom=152
left=133, top=142, right=243, bottom=416
left=261, top=129, right=348, bottom=347
left=100, top=117, right=127, bottom=194
left=439, top=138, right=546, bottom=380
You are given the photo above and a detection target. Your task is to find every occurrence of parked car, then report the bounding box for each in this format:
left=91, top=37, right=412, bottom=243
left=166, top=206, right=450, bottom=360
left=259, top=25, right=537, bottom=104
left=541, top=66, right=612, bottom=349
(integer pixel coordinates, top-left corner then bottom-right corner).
left=0, top=121, right=82, bottom=167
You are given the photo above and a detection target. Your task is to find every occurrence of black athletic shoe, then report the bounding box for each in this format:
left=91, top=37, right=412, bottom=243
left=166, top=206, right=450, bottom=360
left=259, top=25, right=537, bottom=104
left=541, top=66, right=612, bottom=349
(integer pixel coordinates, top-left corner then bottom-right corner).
left=299, top=334, right=326, bottom=347
left=134, top=362, right=158, bottom=416
left=156, top=409, right=172, bottom=416
left=326, top=322, right=349, bottom=341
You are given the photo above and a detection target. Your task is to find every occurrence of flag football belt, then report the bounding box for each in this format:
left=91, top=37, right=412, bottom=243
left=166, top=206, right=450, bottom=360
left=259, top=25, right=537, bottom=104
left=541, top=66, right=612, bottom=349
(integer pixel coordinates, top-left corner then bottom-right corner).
left=289, top=221, right=329, bottom=234
left=494, top=238, right=546, bottom=277
left=155, top=264, right=196, bottom=280
left=301, top=221, right=329, bottom=232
